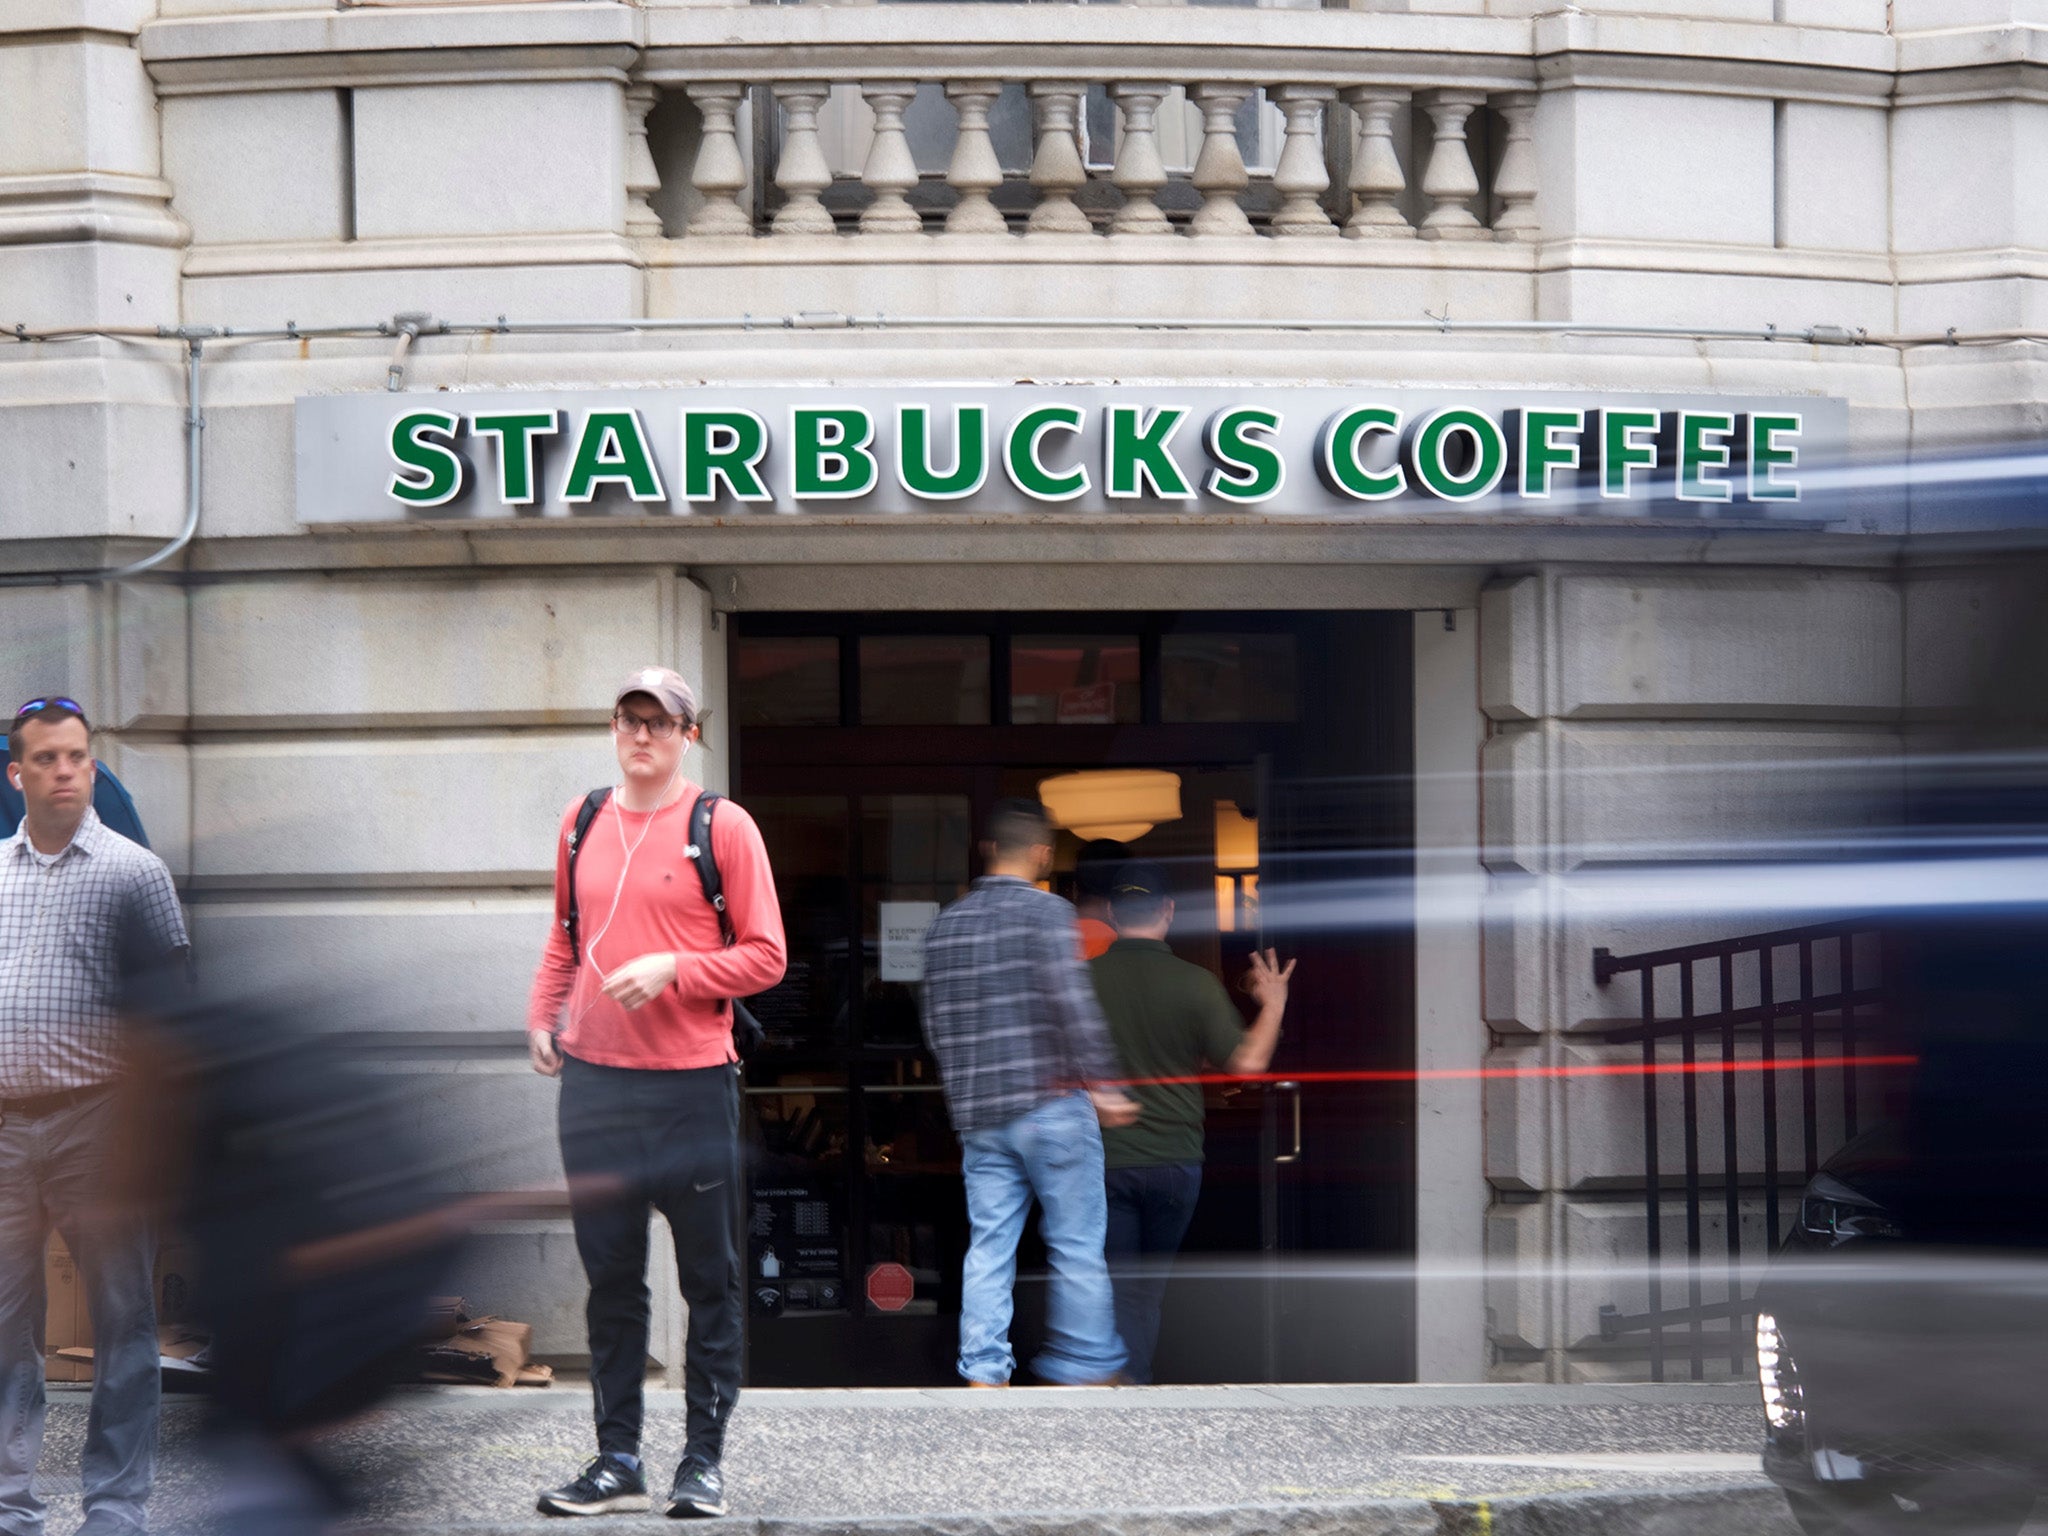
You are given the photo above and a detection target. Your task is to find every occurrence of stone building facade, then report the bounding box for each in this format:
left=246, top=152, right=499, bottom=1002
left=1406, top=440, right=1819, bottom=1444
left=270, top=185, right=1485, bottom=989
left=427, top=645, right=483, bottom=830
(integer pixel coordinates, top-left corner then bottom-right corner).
left=2, top=0, right=2040, bottom=1384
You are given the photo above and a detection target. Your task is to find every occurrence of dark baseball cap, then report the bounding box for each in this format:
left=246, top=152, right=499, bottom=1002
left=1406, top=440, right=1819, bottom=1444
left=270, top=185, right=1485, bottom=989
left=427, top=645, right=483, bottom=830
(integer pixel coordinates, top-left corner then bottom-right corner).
left=1113, top=859, right=1172, bottom=900
left=1074, top=839, right=1132, bottom=899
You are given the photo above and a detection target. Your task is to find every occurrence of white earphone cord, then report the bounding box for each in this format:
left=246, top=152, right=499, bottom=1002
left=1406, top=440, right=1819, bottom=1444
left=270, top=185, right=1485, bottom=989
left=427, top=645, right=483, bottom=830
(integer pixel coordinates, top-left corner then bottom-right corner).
left=569, top=745, right=687, bottom=1033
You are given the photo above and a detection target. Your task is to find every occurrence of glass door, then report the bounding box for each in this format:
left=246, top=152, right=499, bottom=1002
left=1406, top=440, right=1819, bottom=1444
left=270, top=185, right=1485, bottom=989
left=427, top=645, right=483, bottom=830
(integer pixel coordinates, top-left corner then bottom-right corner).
left=741, top=773, right=980, bottom=1386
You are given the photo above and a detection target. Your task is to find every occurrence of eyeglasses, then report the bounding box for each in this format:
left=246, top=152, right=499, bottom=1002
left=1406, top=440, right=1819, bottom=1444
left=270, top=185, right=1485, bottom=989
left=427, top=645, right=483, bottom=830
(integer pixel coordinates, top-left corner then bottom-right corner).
left=15, top=697, right=85, bottom=721
left=611, top=712, right=686, bottom=739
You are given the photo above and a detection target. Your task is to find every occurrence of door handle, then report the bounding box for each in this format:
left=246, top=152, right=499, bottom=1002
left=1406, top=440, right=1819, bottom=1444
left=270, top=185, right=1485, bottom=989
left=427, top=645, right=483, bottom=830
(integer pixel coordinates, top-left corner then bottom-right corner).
left=1273, top=1081, right=1302, bottom=1164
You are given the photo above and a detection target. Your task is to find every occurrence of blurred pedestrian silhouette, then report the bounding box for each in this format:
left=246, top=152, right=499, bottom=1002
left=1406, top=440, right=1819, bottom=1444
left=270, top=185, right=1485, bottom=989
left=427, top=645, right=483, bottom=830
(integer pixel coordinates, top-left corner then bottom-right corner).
left=118, top=961, right=464, bottom=1536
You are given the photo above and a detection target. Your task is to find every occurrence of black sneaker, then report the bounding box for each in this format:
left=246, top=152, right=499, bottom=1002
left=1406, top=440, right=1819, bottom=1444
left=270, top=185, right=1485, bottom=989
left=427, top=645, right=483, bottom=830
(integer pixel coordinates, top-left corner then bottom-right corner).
left=665, top=1456, right=728, bottom=1519
left=537, top=1454, right=651, bottom=1517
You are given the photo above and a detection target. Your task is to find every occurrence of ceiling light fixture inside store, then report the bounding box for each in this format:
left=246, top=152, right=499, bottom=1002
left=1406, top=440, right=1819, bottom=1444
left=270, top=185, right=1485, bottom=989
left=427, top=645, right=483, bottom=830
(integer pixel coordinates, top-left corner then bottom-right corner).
left=1038, top=769, right=1183, bottom=842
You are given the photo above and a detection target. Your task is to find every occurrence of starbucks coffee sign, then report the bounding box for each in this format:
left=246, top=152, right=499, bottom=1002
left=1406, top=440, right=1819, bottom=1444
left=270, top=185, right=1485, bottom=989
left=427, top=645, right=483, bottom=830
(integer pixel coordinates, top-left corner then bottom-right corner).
left=294, top=385, right=1846, bottom=523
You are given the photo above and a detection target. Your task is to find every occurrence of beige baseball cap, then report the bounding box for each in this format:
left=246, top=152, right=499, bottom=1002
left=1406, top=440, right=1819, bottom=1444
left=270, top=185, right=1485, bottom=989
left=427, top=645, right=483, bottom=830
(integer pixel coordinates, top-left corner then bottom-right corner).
left=614, top=666, right=698, bottom=722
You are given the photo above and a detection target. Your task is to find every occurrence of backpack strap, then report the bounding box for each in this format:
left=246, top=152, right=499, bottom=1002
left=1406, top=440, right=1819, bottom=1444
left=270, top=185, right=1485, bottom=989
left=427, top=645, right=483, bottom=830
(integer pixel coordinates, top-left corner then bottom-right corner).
left=686, top=793, right=766, bottom=1058
left=686, top=792, right=736, bottom=949
left=562, top=787, right=612, bottom=965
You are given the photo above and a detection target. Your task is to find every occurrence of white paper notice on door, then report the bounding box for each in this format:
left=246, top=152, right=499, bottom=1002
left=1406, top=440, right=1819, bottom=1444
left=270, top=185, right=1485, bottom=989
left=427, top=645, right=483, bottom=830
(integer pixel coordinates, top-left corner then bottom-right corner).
left=878, top=901, right=941, bottom=982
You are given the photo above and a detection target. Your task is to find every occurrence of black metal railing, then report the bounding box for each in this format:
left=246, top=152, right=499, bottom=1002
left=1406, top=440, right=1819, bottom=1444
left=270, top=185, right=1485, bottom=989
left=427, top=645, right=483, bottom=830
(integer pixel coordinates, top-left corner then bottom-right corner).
left=1592, top=919, right=1890, bottom=1381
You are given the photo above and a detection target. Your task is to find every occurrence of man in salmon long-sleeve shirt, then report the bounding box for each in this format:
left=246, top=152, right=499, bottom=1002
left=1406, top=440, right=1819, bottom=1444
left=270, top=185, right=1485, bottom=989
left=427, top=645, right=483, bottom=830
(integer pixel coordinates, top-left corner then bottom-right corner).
left=527, top=667, right=787, bottom=1521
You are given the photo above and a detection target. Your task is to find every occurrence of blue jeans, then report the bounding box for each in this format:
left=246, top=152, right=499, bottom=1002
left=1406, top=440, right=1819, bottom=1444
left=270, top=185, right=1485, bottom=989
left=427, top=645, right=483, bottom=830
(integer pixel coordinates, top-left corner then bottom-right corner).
left=1104, top=1162, right=1202, bottom=1385
left=957, top=1093, right=1126, bottom=1386
left=0, top=1090, right=158, bottom=1536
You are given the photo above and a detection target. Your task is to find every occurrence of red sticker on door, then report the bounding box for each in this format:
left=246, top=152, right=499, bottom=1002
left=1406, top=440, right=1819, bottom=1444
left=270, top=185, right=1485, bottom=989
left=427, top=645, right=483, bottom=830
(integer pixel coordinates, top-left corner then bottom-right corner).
left=865, top=1261, right=916, bottom=1313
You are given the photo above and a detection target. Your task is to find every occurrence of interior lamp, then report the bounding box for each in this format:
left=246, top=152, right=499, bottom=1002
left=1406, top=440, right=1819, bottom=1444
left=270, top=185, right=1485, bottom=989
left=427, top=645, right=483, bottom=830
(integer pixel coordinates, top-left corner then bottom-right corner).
left=1214, top=800, right=1258, bottom=872
left=1214, top=800, right=1259, bottom=933
left=1038, top=769, right=1183, bottom=842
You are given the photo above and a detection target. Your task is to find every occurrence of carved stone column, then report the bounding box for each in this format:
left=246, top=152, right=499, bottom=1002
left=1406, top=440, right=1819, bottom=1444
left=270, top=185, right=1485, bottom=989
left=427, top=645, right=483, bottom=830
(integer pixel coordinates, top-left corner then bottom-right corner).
left=624, top=83, right=664, bottom=238
left=684, top=82, right=752, bottom=237
left=1340, top=87, right=1413, bottom=239
left=1026, top=83, right=1092, bottom=235
left=1418, top=89, right=1488, bottom=241
left=859, top=80, right=924, bottom=235
left=1190, top=84, right=1254, bottom=238
left=1271, top=85, right=1337, bottom=237
left=770, top=83, right=836, bottom=236
left=1491, top=90, right=1540, bottom=243
left=1109, top=82, right=1172, bottom=236
left=945, top=81, right=1009, bottom=235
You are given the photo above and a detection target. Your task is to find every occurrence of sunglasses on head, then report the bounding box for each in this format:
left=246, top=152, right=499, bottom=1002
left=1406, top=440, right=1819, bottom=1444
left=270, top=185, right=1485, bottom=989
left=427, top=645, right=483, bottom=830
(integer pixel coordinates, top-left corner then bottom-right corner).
left=15, top=697, right=86, bottom=722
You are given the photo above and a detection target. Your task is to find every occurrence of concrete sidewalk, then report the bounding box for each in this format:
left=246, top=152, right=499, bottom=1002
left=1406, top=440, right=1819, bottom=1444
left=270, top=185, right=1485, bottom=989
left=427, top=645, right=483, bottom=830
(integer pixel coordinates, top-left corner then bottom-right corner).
left=38, top=1382, right=1799, bottom=1536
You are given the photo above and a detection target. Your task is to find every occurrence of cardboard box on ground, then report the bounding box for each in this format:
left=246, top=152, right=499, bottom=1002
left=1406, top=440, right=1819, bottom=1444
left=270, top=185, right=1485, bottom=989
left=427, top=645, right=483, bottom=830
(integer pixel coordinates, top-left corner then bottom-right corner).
left=43, top=1232, right=199, bottom=1384
left=416, top=1313, right=554, bottom=1389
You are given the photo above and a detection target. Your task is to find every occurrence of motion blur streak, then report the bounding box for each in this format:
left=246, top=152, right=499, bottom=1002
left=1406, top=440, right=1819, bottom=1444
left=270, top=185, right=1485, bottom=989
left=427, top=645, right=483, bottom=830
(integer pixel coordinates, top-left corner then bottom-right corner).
left=115, top=965, right=472, bottom=1536
left=1112, top=1056, right=1918, bottom=1089
left=1057, top=1255, right=2048, bottom=1288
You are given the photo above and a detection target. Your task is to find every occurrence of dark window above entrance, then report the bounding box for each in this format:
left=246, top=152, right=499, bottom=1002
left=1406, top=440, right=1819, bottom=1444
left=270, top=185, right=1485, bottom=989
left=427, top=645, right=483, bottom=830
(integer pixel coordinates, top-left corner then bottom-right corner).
left=1162, top=633, right=1299, bottom=723
left=737, top=636, right=840, bottom=726
left=1010, top=634, right=1140, bottom=725
left=859, top=635, right=991, bottom=725
left=737, top=615, right=1306, bottom=731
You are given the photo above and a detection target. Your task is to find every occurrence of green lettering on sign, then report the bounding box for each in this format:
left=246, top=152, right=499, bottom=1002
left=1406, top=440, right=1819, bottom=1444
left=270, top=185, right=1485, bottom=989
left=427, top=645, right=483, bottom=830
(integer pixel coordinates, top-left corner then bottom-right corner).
left=680, top=410, right=771, bottom=503
left=1600, top=409, right=1662, bottom=498
left=792, top=407, right=878, bottom=499
left=472, top=410, right=560, bottom=505
left=1677, top=411, right=1737, bottom=503
left=1204, top=408, right=1285, bottom=504
left=1004, top=405, right=1088, bottom=502
left=1317, top=406, right=1406, bottom=500
left=1515, top=408, right=1584, bottom=499
left=1407, top=408, right=1507, bottom=502
left=1748, top=413, right=1801, bottom=502
left=897, top=405, right=989, bottom=500
left=1105, top=405, right=1194, bottom=500
left=387, top=410, right=466, bottom=507
left=563, top=410, right=665, bottom=503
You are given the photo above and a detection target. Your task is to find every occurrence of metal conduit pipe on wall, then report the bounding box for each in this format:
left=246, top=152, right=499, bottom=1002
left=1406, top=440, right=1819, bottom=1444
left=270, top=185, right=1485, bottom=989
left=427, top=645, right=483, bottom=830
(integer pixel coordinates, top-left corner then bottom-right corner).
left=0, top=331, right=206, bottom=589
left=14, top=313, right=2046, bottom=350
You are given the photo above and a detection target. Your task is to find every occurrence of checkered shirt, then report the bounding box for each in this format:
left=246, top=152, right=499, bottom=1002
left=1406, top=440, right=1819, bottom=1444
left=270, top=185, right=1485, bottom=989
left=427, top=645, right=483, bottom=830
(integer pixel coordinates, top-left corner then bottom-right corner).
left=0, top=805, right=189, bottom=1096
left=920, top=875, right=1122, bottom=1133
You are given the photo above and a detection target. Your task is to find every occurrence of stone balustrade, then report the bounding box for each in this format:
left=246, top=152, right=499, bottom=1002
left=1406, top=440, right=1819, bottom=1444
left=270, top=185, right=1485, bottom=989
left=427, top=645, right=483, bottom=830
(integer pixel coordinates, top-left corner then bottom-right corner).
left=629, top=9, right=1541, bottom=245
left=646, top=76, right=1539, bottom=242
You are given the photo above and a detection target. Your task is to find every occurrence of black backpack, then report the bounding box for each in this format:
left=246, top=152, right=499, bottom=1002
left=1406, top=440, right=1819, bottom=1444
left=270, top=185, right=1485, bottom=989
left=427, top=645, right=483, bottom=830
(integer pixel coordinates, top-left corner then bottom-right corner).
left=561, top=788, right=766, bottom=1058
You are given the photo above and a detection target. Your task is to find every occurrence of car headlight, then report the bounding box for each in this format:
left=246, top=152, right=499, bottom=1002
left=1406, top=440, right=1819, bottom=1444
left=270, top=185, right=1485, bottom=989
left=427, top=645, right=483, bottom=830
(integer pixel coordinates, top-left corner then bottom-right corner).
left=1799, top=1172, right=1903, bottom=1242
left=1756, top=1310, right=1805, bottom=1431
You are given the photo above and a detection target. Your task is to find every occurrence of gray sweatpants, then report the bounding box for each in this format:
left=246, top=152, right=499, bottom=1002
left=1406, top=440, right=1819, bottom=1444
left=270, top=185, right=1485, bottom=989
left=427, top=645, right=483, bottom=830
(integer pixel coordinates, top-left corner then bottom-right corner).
left=0, top=1090, right=158, bottom=1536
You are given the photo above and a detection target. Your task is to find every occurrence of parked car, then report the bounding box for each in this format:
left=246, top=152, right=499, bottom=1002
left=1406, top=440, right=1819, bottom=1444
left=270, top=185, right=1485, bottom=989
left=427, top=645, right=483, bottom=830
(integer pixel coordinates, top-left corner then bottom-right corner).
left=1758, top=1124, right=2047, bottom=1536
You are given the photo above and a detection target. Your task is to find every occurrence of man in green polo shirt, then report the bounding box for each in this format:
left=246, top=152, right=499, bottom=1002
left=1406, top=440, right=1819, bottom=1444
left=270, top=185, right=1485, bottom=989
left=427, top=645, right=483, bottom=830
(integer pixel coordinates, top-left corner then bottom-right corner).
left=1090, top=859, right=1293, bottom=1383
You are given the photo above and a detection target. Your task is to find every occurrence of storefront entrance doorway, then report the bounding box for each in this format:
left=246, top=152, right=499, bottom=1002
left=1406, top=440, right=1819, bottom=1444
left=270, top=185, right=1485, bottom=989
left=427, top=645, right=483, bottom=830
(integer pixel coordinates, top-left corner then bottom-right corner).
left=731, top=612, right=1415, bottom=1385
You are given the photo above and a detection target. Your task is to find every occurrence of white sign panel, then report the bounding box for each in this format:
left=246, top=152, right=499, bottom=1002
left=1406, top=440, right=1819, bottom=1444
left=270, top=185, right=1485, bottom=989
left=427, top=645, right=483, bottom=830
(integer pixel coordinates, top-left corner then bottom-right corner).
left=293, top=384, right=1850, bottom=524
left=878, top=901, right=941, bottom=983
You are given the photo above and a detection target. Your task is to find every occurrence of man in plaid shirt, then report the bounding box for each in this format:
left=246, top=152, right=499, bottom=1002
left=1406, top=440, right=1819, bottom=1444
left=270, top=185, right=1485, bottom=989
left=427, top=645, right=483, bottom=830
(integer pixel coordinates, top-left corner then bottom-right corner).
left=0, top=698, right=188, bottom=1536
left=921, top=798, right=1137, bottom=1388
